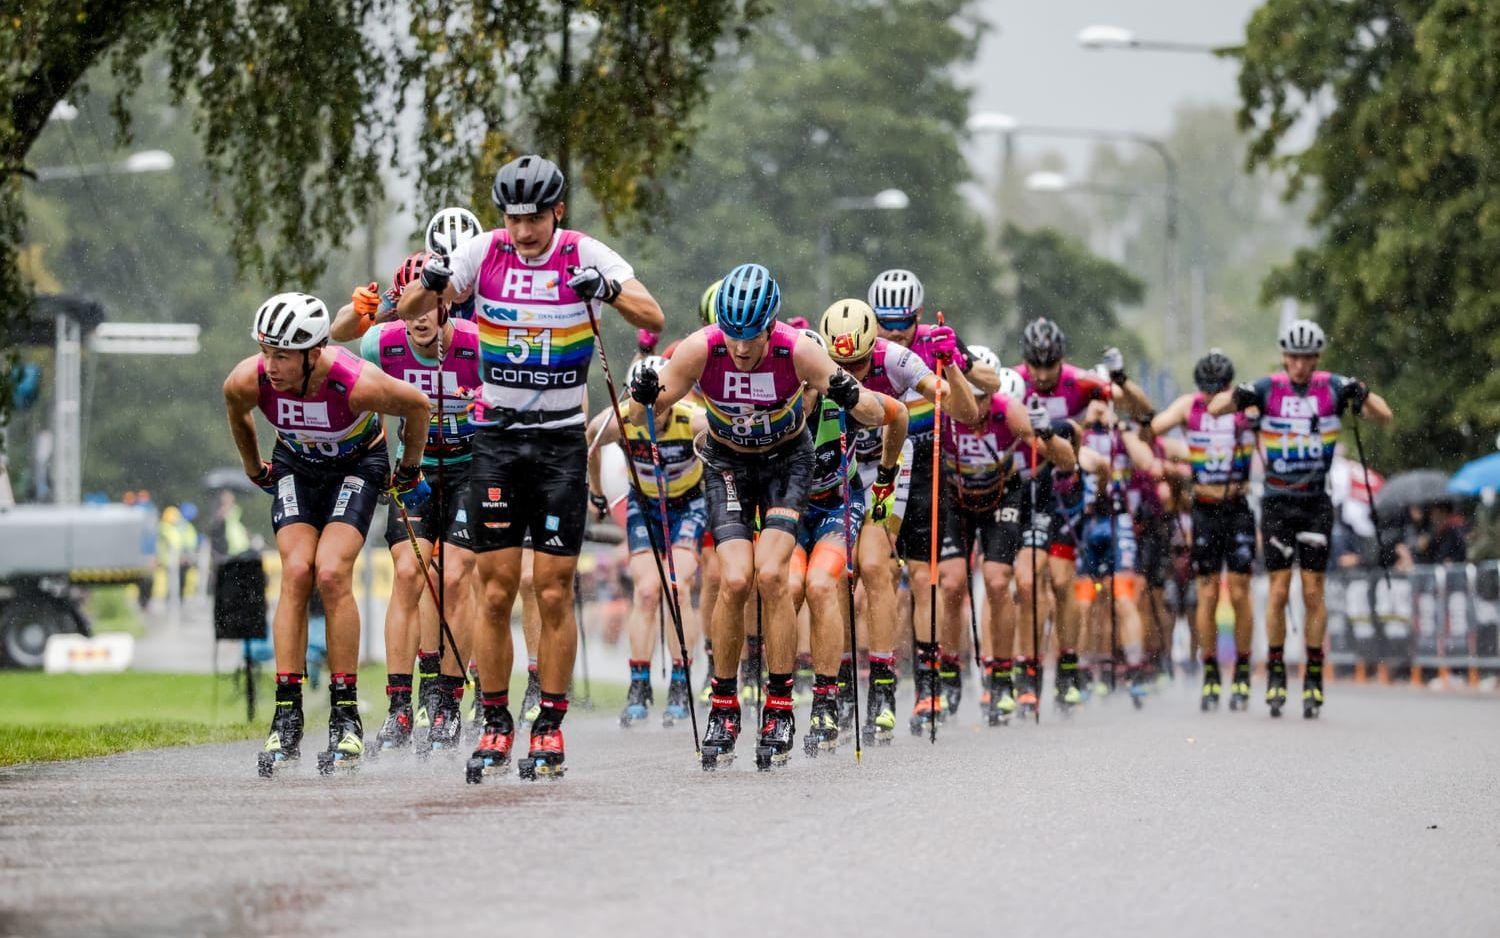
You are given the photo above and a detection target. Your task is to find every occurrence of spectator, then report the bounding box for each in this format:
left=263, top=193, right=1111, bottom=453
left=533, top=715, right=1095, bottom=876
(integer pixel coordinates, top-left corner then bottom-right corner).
left=1418, top=501, right=1468, bottom=564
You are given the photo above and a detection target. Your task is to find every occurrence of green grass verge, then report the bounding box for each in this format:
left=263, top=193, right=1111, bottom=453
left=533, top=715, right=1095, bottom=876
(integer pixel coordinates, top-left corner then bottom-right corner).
left=0, top=667, right=630, bottom=767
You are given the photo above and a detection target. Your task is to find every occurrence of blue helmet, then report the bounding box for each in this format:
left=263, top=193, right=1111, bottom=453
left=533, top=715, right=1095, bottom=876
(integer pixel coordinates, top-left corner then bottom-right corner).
left=714, top=263, right=781, bottom=340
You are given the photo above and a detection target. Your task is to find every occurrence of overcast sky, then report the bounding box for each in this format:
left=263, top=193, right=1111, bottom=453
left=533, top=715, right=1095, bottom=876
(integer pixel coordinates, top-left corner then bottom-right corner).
left=960, top=0, right=1260, bottom=177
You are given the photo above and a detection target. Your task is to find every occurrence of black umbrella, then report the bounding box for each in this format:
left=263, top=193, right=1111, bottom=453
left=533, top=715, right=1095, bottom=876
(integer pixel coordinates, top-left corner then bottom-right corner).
left=201, top=466, right=257, bottom=493
left=1373, top=470, right=1453, bottom=515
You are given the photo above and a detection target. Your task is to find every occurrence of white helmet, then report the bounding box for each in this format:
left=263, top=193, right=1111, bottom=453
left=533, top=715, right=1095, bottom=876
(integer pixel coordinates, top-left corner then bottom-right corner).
left=799, top=328, right=828, bottom=353
left=996, top=366, right=1027, bottom=402
left=968, top=344, right=1000, bottom=373
left=626, top=355, right=668, bottom=390
left=867, top=269, right=924, bottom=322
left=1279, top=318, right=1326, bottom=355
left=252, top=293, right=330, bottom=349
left=425, top=207, right=483, bottom=257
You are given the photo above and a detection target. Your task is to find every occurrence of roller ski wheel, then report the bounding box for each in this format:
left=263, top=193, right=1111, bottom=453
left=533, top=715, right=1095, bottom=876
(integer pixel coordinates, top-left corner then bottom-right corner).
left=517, top=727, right=565, bottom=781
left=257, top=702, right=303, bottom=778
left=1266, top=665, right=1288, bottom=718
left=755, top=699, right=795, bottom=771
left=464, top=725, right=515, bottom=784
left=1302, top=682, right=1324, bottom=720
left=619, top=677, right=652, bottom=728
left=805, top=693, right=840, bottom=757
left=662, top=669, right=690, bottom=728
left=1229, top=683, right=1250, bottom=712
left=700, top=697, right=741, bottom=771
left=519, top=671, right=541, bottom=728
left=863, top=677, right=897, bottom=746
left=1200, top=666, right=1222, bottom=712
left=317, top=705, right=364, bottom=776
left=987, top=676, right=1016, bottom=727
left=373, top=700, right=413, bottom=756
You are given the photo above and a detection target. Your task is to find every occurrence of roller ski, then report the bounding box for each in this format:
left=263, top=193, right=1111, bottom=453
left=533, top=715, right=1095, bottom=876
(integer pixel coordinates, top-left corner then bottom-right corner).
left=755, top=697, right=796, bottom=771
left=804, top=688, right=840, bottom=757
left=1054, top=656, right=1083, bottom=716
left=425, top=686, right=463, bottom=754
left=909, top=660, right=943, bottom=737
left=464, top=668, right=484, bottom=742
left=1200, top=662, right=1222, bottom=712
left=620, top=667, right=652, bottom=728
left=1128, top=666, right=1149, bottom=710
left=464, top=709, right=515, bottom=784
left=1015, top=660, right=1040, bottom=719
left=1302, top=658, right=1324, bottom=719
left=1228, top=659, right=1251, bottom=711
left=662, top=664, right=691, bottom=728
left=937, top=657, right=962, bottom=723
left=372, top=695, right=413, bottom=756
left=519, top=668, right=542, bottom=727
left=700, top=695, right=741, bottom=770
left=835, top=660, right=858, bottom=730
left=316, top=705, right=363, bottom=776
left=256, top=700, right=303, bottom=778
left=1266, top=657, right=1288, bottom=718
left=862, top=669, right=897, bottom=745
left=987, top=667, right=1016, bottom=726
left=517, top=726, right=566, bottom=781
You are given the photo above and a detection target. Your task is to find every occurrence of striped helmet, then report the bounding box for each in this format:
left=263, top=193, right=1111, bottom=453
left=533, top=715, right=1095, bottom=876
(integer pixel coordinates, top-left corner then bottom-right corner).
left=492, top=155, right=566, bottom=215
left=1279, top=318, right=1325, bottom=355
left=867, top=269, right=924, bottom=326
left=699, top=278, right=723, bottom=325
left=252, top=293, right=329, bottom=349
left=714, top=264, right=781, bottom=340
left=425, top=207, right=482, bottom=257
left=392, top=251, right=432, bottom=293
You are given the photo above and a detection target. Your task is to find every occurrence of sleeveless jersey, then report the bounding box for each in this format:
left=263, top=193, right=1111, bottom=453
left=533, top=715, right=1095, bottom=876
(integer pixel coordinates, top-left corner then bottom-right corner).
left=363, top=319, right=482, bottom=467
left=1184, top=393, right=1253, bottom=488
left=944, top=393, right=1026, bottom=493
left=696, top=321, right=805, bottom=449
left=806, top=396, right=861, bottom=506
left=853, top=336, right=933, bottom=463
left=257, top=347, right=382, bottom=465
left=622, top=401, right=704, bottom=500
left=1259, top=371, right=1343, bottom=496
left=471, top=228, right=593, bottom=428
left=1015, top=361, right=1111, bottom=422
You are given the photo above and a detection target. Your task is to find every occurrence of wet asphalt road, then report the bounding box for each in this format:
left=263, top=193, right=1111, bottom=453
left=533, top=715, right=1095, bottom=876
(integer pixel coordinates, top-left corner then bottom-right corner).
left=2, top=683, right=1497, bottom=938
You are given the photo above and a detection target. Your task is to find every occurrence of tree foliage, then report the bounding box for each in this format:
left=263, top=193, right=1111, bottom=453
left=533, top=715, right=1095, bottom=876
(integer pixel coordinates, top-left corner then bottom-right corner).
left=1237, top=0, right=1500, bottom=467
left=0, top=0, right=761, bottom=416
left=1002, top=223, right=1145, bottom=366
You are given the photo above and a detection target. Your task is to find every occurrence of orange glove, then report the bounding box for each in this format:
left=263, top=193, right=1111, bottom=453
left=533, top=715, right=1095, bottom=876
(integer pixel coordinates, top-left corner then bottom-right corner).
left=352, top=282, right=380, bottom=334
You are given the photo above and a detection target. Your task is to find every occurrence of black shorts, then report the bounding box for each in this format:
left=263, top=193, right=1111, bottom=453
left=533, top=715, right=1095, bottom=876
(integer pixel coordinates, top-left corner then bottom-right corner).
left=701, top=434, right=813, bottom=544
left=896, top=452, right=940, bottom=561
left=270, top=441, right=388, bottom=537
left=1190, top=498, right=1256, bottom=577
left=1261, top=494, right=1333, bottom=573
left=938, top=481, right=1024, bottom=566
left=385, top=463, right=473, bottom=550
left=1136, top=511, right=1174, bottom=588
left=467, top=426, right=587, bottom=557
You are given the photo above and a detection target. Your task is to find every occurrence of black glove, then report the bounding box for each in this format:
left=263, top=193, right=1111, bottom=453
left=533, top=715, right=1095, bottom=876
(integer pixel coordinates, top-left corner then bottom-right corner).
left=1102, top=347, right=1127, bottom=385
left=1343, top=377, right=1370, bottom=415
left=826, top=368, right=862, bottom=411
left=248, top=460, right=277, bottom=495
left=589, top=491, right=610, bottom=520
left=630, top=364, right=661, bottom=406
left=1230, top=382, right=1259, bottom=411
left=420, top=254, right=452, bottom=294
left=566, top=265, right=622, bottom=303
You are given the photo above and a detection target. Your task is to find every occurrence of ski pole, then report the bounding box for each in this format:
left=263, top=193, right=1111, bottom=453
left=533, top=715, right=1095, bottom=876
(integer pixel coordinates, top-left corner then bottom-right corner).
left=389, top=492, right=466, bottom=668
left=579, top=294, right=699, bottom=751
left=434, top=323, right=447, bottom=672
left=1350, top=416, right=1392, bottom=591
left=1029, top=434, right=1042, bottom=724
left=573, top=570, right=593, bottom=708
left=659, top=599, right=667, bottom=681
left=927, top=322, right=944, bottom=745
left=838, top=407, right=863, bottom=762
left=1105, top=405, right=1119, bottom=692
left=645, top=401, right=699, bottom=739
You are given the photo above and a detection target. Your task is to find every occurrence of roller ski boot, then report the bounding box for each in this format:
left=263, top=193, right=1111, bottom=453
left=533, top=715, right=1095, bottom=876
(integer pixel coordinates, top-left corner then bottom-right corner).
left=836, top=660, right=858, bottom=730
left=662, top=665, right=691, bottom=728
left=517, top=725, right=565, bottom=781
left=464, top=710, right=515, bottom=783
left=1266, top=658, right=1288, bottom=718
left=804, top=689, right=840, bottom=757
left=1015, top=660, right=1040, bottom=719
left=862, top=668, right=897, bottom=745
left=257, top=699, right=304, bottom=778
left=793, top=656, right=816, bottom=704
left=519, top=669, right=542, bottom=727
left=739, top=654, right=763, bottom=706
left=909, top=661, right=944, bottom=737
left=700, top=695, right=741, bottom=770
left=1200, top=661, right=1222, bottom=712
left=620, top=667, right=652, bottom=728
left=373, top=693, right=413, bottom=755
left=464, top=668, right=484, bottom=743
left=426, top=685, right=463, bottom=753
left=755, top=697, right=796, bottom=771
left=316, top=705, right=364, bottom=776
left=987, top=667, right=1016, bottom=726
left=1054, top=656, right=1083, bottom=715
left=1228, top=659, right=1251, bottom=711
left=1302, top=660, right=1324, bottom=719
left=1128, top=666, right=1149, bottom=709
left=938, top=657, right=963, bottom=722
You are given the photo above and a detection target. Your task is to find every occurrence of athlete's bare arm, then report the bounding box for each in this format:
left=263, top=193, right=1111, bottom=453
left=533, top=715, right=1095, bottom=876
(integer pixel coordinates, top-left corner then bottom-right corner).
left=1149, top=393, right=1196, bottom=436
left=223, top=356, right=265, bottom=475
left=792, top=334, right=886, bottom=427
left=631, top=329, right=707, bottom=424
left=965, top=358, right=1001, bottom=396
left=878, top=394, right=909, bottom=470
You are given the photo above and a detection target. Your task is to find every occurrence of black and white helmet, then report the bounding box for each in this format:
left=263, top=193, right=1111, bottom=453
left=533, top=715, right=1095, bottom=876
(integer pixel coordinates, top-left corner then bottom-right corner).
left=425, top=207, right=482, bottom=257
left=968, top=344, right=1000, bottom=373
left=1020, top=317, right=1067, bottom=366
left=1279, top=318, right=1326, bottom=355
left=867, top=269, right=924, bottom=322
left=252, top=292, right=329, bottom=349
left=492, top=154, right=566, bottom=215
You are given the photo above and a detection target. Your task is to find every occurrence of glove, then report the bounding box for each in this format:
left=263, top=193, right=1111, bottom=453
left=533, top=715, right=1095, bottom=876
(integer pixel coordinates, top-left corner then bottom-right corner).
left=928, top=325, right=966, bottom=370
left=390, top=465, right=432, bottom=513
left=566, top=265, right=622, bottom=303
left=589, top=491, right=610, bottom=520
left=352, top=282, right=380, bottom=324
left=1028, top=398, right=1054, bottom=440
left=826, top=368, right=862, bottom=411
left=1230, top=382, right=1260, bottom=411
left=869, top=463, right=898, bottom=520
left=637, top=328, right=659, bottom=353
left=1102, top=347, right=1127, bottom=384
left=630, top=364, right=661, bottom=406
left=420, top=254, right=452, bottom=294
left=248, top=461, right=278, bottom=495
left=1344, top=377, right=1370, bottom=415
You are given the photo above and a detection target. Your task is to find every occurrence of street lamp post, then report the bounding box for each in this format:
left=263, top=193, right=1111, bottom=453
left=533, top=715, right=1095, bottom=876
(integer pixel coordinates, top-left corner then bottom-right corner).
left=1077, top=24, right=1239, bottom=55
left=32, top=149, right=175, bottom=183
left=818, top=188, right=909, bottom=307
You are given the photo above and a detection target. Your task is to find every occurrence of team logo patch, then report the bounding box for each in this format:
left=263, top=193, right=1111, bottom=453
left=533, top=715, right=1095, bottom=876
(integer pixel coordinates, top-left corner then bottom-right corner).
left=488, top=487, right=502, bottom=500
left=832, top=333, right=858, bottom=359
left=545, top=515, right=561, bottom=532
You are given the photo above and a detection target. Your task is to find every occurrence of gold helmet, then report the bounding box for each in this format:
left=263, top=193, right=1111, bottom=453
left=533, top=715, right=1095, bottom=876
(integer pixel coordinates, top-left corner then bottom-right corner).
left=819, top=298, right=878, bottom=363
